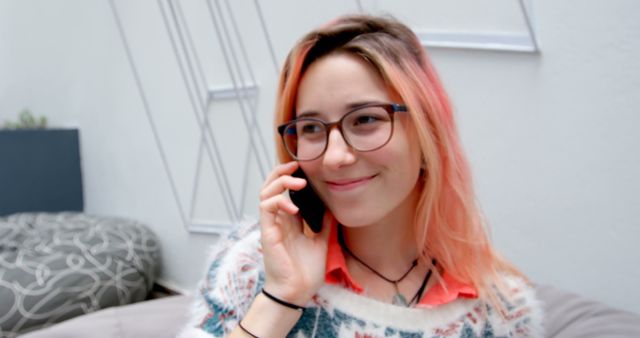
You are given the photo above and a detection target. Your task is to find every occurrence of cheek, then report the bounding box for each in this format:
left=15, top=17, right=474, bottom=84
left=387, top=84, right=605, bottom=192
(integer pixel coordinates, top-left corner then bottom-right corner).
left=298, top=160, right=318, bottom=174
left=298, top=161, right=333, bottom=208
left=298, top=161, right=323, bottom=187
left=402, top=125, right=423, bottom=172
left=387, top=128, right=422, bottom=175
left=386, top=148, right=421, bottom=187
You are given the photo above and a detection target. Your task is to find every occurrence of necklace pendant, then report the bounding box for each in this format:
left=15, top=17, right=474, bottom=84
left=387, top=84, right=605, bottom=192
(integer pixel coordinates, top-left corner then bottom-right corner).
left=392, top=293, right=409, bottom=307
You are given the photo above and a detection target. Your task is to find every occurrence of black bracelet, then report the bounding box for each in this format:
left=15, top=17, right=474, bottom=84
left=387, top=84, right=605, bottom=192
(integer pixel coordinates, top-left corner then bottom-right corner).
left=238, top=320, right=259, bottom=338
left=261, top=288, right=305, bottom=311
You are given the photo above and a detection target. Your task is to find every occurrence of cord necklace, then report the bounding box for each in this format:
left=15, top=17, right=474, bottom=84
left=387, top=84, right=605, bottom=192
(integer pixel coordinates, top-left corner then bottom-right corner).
left=338, top=228, right=435, bottom=306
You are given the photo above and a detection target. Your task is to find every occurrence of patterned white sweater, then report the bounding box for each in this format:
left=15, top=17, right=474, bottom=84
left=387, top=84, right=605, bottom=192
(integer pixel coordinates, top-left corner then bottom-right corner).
left=180, top=223, right=543, bottom=337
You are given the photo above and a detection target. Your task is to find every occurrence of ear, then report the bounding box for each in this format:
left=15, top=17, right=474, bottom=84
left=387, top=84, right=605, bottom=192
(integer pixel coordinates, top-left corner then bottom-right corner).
left=420, top=151, right=427, bottom=169
left=419, top=156, right=428, bottom=179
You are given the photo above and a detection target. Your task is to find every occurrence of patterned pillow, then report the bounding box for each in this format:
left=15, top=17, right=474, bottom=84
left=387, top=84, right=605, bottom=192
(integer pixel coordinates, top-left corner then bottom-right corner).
left=0, top=212, right=160, bottom=338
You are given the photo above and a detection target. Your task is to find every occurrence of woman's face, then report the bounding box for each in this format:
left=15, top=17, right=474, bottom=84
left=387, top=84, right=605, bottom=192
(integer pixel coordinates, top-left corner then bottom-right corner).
left=295, top=52, right=423, bottom=228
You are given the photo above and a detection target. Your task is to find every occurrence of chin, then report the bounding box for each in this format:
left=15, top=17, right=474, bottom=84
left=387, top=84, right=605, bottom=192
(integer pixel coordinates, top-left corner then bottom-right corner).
left=330, top=206, right=381, bottom=228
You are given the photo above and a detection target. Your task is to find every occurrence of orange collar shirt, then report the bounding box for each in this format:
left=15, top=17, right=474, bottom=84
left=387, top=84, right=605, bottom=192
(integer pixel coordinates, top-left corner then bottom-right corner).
left=324, top=221, right=478, bottom=308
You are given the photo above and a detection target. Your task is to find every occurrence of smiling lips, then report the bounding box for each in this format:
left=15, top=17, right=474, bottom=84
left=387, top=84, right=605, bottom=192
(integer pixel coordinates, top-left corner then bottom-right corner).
left=325, top=174, right=377, bottom=191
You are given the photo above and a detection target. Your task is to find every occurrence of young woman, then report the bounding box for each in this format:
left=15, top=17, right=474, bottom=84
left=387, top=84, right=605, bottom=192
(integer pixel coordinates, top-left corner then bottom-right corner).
left=182, top=15, right=542, bottom=338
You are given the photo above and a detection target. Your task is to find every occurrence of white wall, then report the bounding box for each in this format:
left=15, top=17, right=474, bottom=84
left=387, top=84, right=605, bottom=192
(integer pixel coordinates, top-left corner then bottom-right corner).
left=1, top=0, right=638, bottom=313
left=433, top=1, right=640, bottom=315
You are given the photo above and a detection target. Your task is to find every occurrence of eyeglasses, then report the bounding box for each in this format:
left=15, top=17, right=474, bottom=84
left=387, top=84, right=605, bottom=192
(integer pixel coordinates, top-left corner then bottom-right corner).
left=277, top=103, right=407, bottom=161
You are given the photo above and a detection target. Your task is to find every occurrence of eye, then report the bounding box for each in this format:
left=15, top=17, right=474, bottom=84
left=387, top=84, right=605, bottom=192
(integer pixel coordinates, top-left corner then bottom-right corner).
left=347, top=107, right=389, bottom=129
left=353, top=114, right=382, bottom=126
left=298, top=121, right=324, bottom=135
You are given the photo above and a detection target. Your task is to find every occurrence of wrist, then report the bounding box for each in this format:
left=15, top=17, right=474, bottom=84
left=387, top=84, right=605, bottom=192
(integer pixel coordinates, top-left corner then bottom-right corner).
left=261, top=288, right=306, bottom=311
left=262, top=282, right=316, bottom=306
left=240, top=292, right=303, bottom=337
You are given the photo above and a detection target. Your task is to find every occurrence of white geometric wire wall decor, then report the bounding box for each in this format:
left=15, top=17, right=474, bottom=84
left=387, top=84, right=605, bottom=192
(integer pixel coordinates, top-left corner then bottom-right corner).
left=361, top=0, right=539, bottom=53
left=417, top=0, right=538, bottom=52
left=159, top=0, right=278, bottom=233
left=109, top=0, right=277, bottom=234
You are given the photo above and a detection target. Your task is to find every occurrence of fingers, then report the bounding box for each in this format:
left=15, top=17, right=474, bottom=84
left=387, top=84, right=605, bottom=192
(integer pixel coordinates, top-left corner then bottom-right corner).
left=260, top=175, right=306, bottom=201
left=261, top=161, right=298, bottom=191
left=260, top=162, right=306, bottom=199
left=261, top=208, right=299, bottom=244
left=260, top=193, right=299, bottom=216
left=260, top=195, right=294, bottom=236
left=259, top=162, right=306, bottom=231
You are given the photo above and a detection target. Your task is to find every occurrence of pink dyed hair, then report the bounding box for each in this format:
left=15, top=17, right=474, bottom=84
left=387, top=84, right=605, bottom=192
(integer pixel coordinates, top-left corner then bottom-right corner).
left=274, top=15, right=524, bottom=306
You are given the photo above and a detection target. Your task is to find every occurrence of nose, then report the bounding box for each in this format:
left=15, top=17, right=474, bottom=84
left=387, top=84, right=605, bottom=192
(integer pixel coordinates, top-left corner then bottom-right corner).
left=322, top=128, right=357, bottom=168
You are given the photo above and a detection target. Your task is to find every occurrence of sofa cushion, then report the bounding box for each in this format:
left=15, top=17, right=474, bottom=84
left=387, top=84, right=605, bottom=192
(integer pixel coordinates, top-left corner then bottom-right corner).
left=537, top=284, right=640, bottom=337
left=0, top=212, right=160, bottom=337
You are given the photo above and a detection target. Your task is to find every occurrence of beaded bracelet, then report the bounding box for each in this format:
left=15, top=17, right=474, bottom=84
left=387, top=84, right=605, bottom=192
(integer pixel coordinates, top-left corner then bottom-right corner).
left=261, top=289, right=305, bottom=312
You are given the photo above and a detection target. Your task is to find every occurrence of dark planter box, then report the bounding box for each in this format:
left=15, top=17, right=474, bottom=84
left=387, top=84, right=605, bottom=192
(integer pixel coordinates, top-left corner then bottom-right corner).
left=0, top=129, right=83, bottom=216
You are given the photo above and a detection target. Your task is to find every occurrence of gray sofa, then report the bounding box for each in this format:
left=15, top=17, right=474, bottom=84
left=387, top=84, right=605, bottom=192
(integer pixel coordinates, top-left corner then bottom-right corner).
left=20, top=285, right=640, bottom=337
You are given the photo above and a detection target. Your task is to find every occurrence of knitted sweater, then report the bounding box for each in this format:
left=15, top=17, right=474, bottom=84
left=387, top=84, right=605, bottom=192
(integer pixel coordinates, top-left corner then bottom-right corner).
left=180, top=223, right=543, bottom=337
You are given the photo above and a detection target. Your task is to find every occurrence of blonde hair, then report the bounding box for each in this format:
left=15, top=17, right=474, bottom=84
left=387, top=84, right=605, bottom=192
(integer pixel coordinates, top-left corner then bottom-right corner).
left=274, top=15, right=523, bottom=307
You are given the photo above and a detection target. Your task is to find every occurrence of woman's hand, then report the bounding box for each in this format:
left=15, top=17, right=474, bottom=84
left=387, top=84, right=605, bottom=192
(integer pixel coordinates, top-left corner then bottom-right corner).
left=258, top=161, right=331, bottom=306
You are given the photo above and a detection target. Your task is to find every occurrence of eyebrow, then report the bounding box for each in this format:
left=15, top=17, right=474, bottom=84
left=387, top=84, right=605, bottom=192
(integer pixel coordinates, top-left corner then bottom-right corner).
left=296, top=100, right=387, bottom=119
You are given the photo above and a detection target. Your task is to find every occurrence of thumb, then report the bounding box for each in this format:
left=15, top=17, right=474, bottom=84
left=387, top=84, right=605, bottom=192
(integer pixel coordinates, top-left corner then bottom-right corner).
left=302, top=210, right=334, bottom=242
left=317, top=211, right=334, bottom=243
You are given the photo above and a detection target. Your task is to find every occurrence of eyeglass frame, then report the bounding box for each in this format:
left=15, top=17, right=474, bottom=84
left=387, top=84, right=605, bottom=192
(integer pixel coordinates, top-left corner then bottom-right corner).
left=277, top=102, right=408, bottom=161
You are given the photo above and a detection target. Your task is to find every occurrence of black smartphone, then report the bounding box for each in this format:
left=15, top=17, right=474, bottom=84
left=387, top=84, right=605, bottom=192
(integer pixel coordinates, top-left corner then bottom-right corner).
left=289, top=168, right=326, bottom=233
